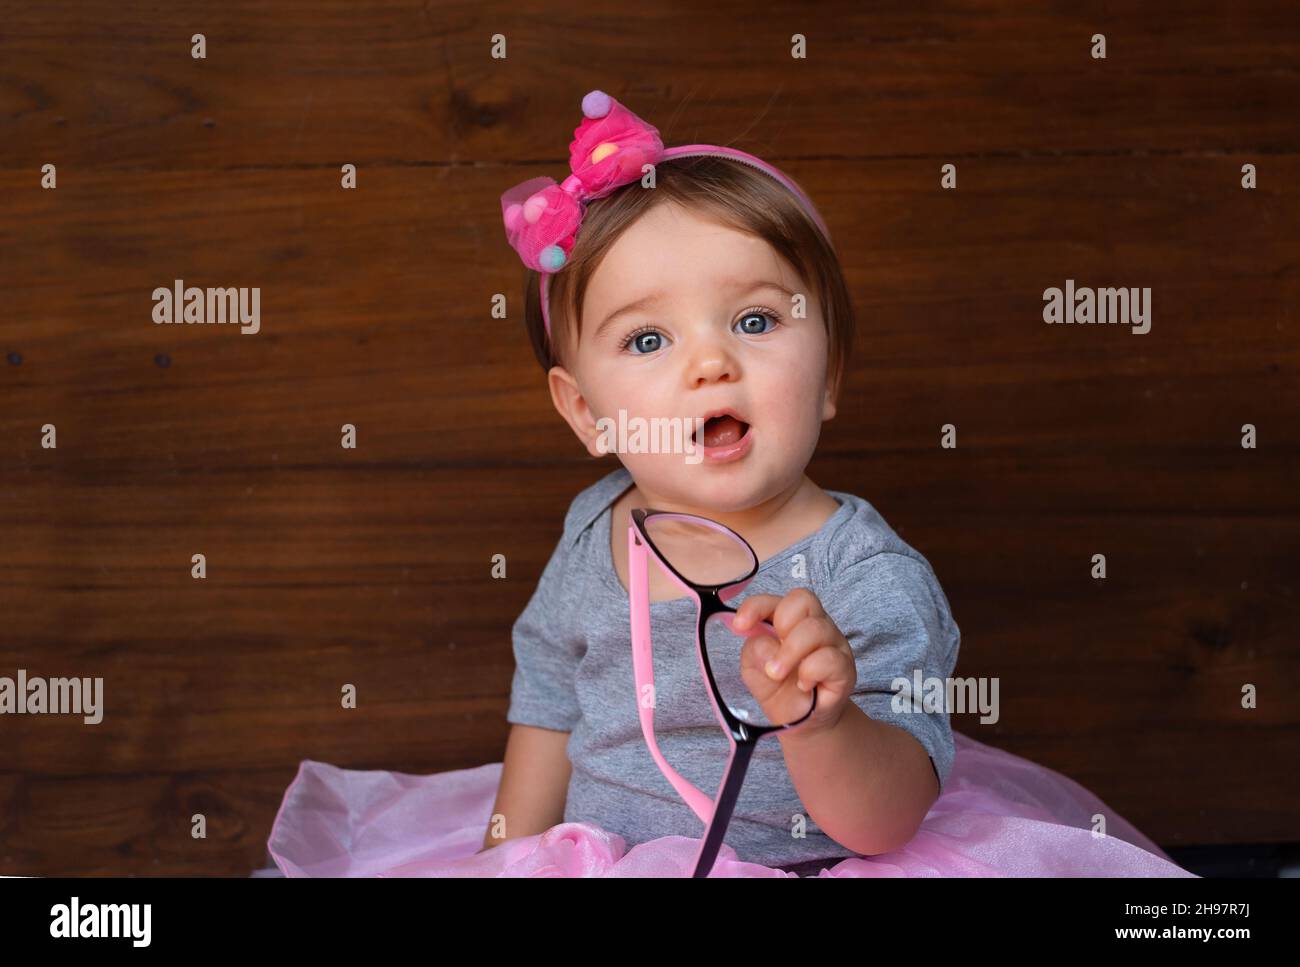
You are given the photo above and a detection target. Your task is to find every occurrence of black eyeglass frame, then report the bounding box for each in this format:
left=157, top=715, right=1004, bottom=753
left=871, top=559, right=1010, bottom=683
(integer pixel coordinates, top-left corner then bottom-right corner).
left=628, top=507, right=818, bottom=878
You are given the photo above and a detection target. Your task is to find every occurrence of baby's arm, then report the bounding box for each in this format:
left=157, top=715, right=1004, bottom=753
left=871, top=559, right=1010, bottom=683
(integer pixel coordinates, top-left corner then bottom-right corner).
left=737, top=550, right=959, bottom=855
left=486, top=498, right=588, bottom=851
left=780, top=702, right=939, bottom=855
left=480, top=723, right=572, bottom=850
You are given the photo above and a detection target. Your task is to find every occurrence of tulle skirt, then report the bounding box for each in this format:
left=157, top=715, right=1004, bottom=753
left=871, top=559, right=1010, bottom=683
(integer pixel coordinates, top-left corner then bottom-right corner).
left=262, top=731, right=1195, bottom=877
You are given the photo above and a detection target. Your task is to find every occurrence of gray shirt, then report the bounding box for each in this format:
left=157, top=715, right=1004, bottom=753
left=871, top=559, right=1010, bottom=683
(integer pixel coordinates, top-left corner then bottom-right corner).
left=506, top=466, right=960, bottom=868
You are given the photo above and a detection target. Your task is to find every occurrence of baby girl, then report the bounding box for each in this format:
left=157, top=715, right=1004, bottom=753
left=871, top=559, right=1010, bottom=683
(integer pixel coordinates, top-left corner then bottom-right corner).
left=484, top=90, right=959, bottom=873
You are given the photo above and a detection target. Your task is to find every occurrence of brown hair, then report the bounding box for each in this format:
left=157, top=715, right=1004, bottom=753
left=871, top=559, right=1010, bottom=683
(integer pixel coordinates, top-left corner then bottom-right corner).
left=520, top=156, right=854, bottom=402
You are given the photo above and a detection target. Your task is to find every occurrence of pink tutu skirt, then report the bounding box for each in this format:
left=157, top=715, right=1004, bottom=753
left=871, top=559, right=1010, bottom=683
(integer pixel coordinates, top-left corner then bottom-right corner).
left=264, top=731, right=1195, bottom=877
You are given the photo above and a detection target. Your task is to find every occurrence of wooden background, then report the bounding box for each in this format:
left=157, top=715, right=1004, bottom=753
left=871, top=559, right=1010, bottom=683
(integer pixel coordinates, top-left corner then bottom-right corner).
left=1, top=2, right=1297, bottom=876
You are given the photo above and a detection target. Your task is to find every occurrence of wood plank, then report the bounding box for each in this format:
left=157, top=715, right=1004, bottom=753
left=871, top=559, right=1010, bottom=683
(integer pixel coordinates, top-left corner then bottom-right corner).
left=0, top=466, right=1295, bottom=859
left=1, top=157, right=1297, bottom=470
left=2, top=3, right=1299, bottom=170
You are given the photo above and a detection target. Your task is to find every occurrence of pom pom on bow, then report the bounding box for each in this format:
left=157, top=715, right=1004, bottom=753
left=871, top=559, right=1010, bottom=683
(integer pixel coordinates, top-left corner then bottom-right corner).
left=500, top=90, right=665, bottom=274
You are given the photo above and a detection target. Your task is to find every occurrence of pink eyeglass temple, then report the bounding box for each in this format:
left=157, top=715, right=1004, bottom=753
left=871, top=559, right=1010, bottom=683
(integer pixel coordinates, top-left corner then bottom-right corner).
left=627, top=517, right=782, bottom=827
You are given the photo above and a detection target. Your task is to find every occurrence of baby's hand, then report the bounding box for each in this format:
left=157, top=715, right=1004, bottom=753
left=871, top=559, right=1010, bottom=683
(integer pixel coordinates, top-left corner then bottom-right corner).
left=730, top=588, right=856, bottom=736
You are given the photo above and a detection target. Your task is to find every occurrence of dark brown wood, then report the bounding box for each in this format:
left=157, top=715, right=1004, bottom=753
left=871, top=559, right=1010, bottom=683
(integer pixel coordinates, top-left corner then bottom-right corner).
left=1, top=2, right=1298, bottom=875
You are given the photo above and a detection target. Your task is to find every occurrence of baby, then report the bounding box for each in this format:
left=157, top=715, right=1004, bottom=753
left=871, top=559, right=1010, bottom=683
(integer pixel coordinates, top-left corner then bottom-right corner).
left=484, top=91, right=960, bottom=872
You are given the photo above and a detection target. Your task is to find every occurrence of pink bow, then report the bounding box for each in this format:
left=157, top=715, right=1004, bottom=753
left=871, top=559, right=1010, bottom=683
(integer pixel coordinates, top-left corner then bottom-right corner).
left=500, top=90, right=665, bottom=274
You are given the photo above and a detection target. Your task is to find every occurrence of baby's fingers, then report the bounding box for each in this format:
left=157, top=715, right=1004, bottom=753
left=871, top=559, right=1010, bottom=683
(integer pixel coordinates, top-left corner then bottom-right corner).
left=739, top=632, right=781, bottom=673
left=731, top=594, right=781, bottom=632
left=792, top=646, right=843, bottom=693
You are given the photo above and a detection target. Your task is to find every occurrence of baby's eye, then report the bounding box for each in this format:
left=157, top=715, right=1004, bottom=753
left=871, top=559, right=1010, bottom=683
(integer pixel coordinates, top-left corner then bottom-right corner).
left=619, top=308, right=781, bottom=355
left=734, top=308, right=781, bottom=336
left=620, top=327, right=665, bottom=355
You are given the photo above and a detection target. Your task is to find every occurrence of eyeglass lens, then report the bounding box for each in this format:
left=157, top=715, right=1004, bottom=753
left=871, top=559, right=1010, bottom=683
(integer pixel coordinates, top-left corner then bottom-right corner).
left=643, top=514, right=814, bottom=730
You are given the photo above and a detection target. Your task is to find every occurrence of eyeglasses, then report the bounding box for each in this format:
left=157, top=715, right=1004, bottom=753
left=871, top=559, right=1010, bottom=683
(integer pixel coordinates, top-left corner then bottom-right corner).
left=628, top=507, right=818, bottom=878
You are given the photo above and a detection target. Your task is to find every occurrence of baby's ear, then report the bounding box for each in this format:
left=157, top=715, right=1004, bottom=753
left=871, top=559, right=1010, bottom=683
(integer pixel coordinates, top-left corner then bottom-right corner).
left=822, top=382, right=838, bottom=422
left=822, top=361, right=845, bottom=420
left=546, top=365, right=606, bottom=458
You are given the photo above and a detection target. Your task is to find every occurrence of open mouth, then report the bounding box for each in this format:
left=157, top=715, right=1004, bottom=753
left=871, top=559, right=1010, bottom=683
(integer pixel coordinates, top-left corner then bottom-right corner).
left=693, top=412, right=751, bottom=449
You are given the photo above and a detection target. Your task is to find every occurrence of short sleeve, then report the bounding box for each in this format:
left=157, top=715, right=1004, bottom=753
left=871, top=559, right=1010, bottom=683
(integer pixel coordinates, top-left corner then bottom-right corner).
left=822, top=551, right=961, bottom=794
left=505, top=537, right=585, bottom=732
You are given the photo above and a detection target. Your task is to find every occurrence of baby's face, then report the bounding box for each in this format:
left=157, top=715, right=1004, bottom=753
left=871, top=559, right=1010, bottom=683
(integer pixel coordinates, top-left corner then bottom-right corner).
left=550, top=201, right=836, bottom=513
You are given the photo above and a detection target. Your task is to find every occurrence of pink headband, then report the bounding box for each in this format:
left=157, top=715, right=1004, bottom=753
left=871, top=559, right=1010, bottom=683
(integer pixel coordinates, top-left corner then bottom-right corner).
left=500, top=89, right=833, bottom=342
